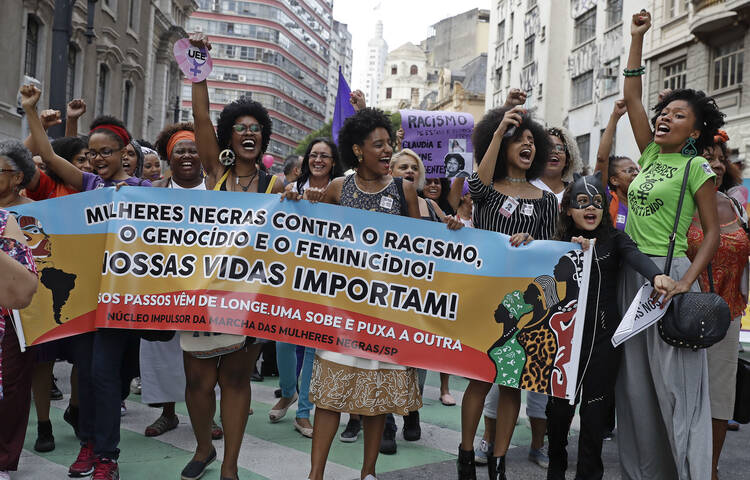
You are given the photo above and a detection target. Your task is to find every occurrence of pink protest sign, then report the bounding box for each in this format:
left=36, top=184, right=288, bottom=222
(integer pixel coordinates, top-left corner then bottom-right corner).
left=174, top=38, right=213, bottom=83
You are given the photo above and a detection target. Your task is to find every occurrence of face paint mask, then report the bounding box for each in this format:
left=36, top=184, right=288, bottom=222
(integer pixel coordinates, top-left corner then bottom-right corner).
left=569, top=172, right=605, bottom=209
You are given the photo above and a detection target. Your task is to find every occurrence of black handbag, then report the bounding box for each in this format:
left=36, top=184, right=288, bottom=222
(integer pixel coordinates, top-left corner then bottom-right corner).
left=657, top=156, right=731, bottom=350
left=139, top=330, right=176, bottom=342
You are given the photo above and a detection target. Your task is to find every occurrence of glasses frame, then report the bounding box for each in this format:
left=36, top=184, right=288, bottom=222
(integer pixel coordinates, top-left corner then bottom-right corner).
left=232, top=123, right=262, bottom=134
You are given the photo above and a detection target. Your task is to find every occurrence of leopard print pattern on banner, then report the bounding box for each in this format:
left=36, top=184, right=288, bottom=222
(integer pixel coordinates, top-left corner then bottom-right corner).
left=309, top=357, right=422, bottom=416
left=516, top=322, right=557, bottom=394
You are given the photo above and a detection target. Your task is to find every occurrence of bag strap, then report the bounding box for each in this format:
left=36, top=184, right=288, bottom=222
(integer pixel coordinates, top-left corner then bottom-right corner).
left=725, top=193, right=750, bottom=235
left=393, top=177, right=408, bottom=217
left=664, top=156, right=695, bottom=276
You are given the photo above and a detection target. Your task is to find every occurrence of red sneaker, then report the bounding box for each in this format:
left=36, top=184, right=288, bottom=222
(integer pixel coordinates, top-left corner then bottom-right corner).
left=68, top=442, right=95, bottom=477
left=92, top=458, right=119, bottom=480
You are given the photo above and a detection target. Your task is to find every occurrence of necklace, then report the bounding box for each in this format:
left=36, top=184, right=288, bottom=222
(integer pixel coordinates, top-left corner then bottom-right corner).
left=505, top=176, right=527, bottom=184
left=235, top=170, right=258, bottom=192
left=356, top=171, right=380, bottom=182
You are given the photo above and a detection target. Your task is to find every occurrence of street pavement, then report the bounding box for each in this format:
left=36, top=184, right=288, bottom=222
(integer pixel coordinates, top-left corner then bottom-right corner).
left=14, top=356, right=750, bottom=479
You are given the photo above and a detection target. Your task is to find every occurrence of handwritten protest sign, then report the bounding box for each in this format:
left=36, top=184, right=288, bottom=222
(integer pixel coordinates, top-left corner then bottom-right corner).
left=174, top=38, right=213, bottom=83
left=10, top=187, right=591, bottom=399
left=400, top=110, right=474, bottom=178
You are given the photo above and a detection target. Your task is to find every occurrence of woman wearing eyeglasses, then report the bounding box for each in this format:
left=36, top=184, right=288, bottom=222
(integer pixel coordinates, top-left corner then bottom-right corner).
left=269, top=138, right=345, bottom=438
left=186, top=32, right=284, bottom=480
left=530, top=127, right=583, bottom=205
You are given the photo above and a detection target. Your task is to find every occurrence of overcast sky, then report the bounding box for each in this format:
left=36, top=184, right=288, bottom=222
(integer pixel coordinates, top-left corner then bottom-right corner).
left=332, top=0, right=490, bottom=91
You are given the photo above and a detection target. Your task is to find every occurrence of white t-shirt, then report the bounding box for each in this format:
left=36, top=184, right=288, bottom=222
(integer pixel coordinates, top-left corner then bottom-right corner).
left=530, top=178, right=565, bottom=205
left=168, top=178, right=206, bottom=190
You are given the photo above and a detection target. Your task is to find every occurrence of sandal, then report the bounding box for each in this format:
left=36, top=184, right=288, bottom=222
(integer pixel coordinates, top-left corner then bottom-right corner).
left=211, top=420, right=223, bottom=440
left=145, top=415, right=179, bottom=437
left=440, top=393, right=456, bottom=406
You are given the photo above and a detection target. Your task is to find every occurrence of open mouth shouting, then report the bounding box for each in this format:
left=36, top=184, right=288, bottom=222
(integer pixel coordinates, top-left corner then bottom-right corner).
left=583, top=211, right=599, bottom=226
left=241, top=139, right=256, bottom=151
left=519, top=147, right=533, bottom=165
left=655, top=122, right=671, bottom=138
left=379, top=155, right=391, bottom=171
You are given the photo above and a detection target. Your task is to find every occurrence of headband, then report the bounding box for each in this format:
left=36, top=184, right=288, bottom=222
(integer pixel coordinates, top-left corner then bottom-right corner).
left=141, top=147, right=159, bottom=158
left=166, top=130, right=196, bottom=161
left=90, top=124, right=131, bottom=146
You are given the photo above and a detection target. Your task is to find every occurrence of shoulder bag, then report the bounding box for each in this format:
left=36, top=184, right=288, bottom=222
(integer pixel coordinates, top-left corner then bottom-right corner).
left=657, top=156, right=731, bottom=350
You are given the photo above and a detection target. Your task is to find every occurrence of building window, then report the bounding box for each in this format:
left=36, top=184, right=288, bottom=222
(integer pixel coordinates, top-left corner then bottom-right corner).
left=605, top=0, right=622, bottom=28
left=664, top=0, right=688, bottom=19
left=494, top=66, right=503, bottom=91
left=662, top=58, right=687, bottom=90
left=25, top=15, right=40, bottom=78
left=123, top=81, right=133, bottom=128
left=571, top=71, right=593, bottom=107
left=410, top=65, right=418, bottom=75
left=96, top=64, right=109, bottom=116
left=602, top=57, right=620, bottom=96
left=497, top=20, right=505, bottom=42
left=713, top=39, right=744, bottom=91
left=66, top=45, right=77, bottom=100
left=410, top=87, right=419, bottom=99
left=391, top=65, right=397, bottom=75
left=576, top=134, right=591, bottom=166
left=128, top=0, right=139, bottom=31
left=524, top=35, right=535, bottom=65
left=527, top=0, right=537, bottom=8
left=386, top=87, right=392, bottom=99
left=510, top=12, right=514, bottom=36
left=574, top=8, right=596, bottom=46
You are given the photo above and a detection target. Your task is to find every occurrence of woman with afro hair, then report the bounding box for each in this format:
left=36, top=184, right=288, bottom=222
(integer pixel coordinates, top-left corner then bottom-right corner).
left=615, top=11, right=726, bottom=479
left=184, top=33, right=284, bottom=480
left=282, top=107, right=462, bottom=480
left=458, top=103, right=556, bottom=480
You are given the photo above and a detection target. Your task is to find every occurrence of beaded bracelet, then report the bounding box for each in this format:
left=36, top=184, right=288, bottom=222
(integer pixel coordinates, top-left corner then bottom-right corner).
left=623, top=66, right=646, bottom=77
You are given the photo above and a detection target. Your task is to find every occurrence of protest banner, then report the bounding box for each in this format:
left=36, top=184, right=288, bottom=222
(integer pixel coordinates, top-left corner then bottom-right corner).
left=11, top=187, right=592, bottom=399
left=400, top=109, right=474, bottom=178
left=740, top=179, right=750, bottom=343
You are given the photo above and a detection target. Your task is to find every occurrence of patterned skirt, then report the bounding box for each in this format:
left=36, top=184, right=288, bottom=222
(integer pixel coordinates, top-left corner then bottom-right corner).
left=309, top=351, right=422, bottom=416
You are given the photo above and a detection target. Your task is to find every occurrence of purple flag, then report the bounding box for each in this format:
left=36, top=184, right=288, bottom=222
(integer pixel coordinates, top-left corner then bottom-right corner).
left=332, top=66, right=355, bottom=145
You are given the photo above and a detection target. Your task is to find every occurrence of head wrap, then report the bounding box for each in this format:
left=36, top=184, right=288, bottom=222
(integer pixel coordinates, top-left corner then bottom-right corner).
left=714, top=130, right=730, bottom=144
left=166, top=130, right=196, bottom=161
left=89, top=124, right=131, bottom=146
left=141, top=147, right=159, bottom=158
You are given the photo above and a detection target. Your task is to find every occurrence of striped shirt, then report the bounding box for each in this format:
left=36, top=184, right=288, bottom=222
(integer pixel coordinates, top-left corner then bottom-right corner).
left=468, top=173, right=558, bottom=240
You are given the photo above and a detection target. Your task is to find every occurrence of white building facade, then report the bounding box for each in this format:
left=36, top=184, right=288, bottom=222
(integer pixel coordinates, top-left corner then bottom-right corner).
left=362, top=20, right=388, bottom=107
left=377, top=43, right=431, bottom=112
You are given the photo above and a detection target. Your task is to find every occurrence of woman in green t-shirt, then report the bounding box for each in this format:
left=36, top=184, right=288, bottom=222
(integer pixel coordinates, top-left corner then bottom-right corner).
left=616, top=10, right=726, bottom=480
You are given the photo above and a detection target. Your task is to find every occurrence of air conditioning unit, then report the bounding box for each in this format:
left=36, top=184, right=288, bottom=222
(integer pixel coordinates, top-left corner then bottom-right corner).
left=238, top=75, right=247, bottom=82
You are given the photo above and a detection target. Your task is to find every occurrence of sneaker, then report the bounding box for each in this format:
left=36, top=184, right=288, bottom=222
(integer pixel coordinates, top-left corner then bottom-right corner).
left=379, top=425, right=397, bottom=455
left=474, top=438, right=490, bottom=465
left=92, top=457, right=119, bottom=480
left=34, top=420, right=55, bottom=452
left=130, top=377, right=142, bottom=395
left=120, top=402, right=127, bottom=416
left=339, top=418, right=361, bottom=443
left=51, top=376, right=64, bottom=401
left=528, top=446, right=549, bottom=469
left=402, top=411, right=421, bottom=441
left=68, top=442, right=96, bottom=477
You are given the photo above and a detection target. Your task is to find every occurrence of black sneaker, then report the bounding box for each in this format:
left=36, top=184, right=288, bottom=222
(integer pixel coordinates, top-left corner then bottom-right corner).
left=34, top=420, right=55, bottom=452
left=380, top=425, right=397, bottom=455
left=64, top=404, right=80, bottom=439
left=50, top=376, right=63, bottom=401
left=339, top=418, right=361, bottom=443
left=402, top=410, right=421, bottom=441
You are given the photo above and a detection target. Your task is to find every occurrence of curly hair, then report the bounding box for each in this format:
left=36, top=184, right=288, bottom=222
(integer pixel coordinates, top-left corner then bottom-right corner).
left=0, top=139, right=36, bottom=188
left=651, top=89, right=726, bottom=153
left=444, top=153, right=466, bottom=171
left=154, top=122, right=195, bottom=161
left=46, top=136, right=89, bottom=185
left=391, top=148, right=426, bottom=190
left=554, top=178, right=614, bottom=242
left=136, top=139, right=155, bottom=150
left=337, top=107, right=394, bottom=170
left=89, top=115, right=130, bottom=149
left=295, top=137, right=344, bottom=194
left=216, top=96, right=272, bottom=154
left=473, top=107, right=551, bottom=181
left=547, top=126, right=583, bottom=182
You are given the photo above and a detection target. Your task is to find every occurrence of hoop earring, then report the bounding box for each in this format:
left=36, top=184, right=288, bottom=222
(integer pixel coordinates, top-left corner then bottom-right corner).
left=219, top=149, right=236, bottom=166
left=681, top=137, right=698, bottom=157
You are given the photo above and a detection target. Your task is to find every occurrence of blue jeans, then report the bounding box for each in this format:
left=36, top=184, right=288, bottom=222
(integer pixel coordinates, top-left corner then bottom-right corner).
left=275, top=342, right=314, bottom=419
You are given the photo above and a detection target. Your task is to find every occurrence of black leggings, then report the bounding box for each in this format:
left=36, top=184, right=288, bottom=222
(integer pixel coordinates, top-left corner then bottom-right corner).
left=546, top=337, right=620, bottom=480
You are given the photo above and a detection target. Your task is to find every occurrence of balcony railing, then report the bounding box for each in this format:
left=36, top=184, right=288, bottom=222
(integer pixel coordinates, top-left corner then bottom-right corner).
left=694, top=0, right=726, bottom=11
